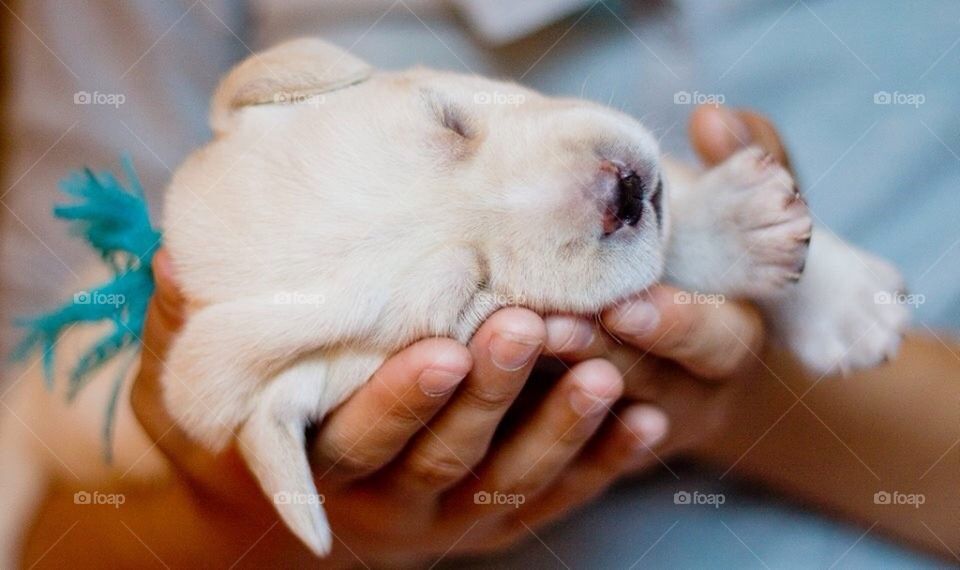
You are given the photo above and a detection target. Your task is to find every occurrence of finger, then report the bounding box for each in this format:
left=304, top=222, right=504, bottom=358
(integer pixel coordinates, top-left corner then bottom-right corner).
left=737, top=110, right=794, bottom=173
left=591, top=345, right=728, bottom=437
left=612, top=349, right=746, bottom=460
left=619, top=364, right=734, bottom=455
left=132, top=248, right=186, bottom=439
left=544, top=318, right=681, bottom=402
left=388, top=308, right=545, bottom=494
left=689, top=104, right=753, bottom=166
left=445, top=359, right=623, bottom=517
left=145, top=248, right=186, bottom=354
left=508, top=404, right=669, bottom=529
left=544, top=315, right=651, bottom=378
left=689, top=105, right=793, bottom=172
left=311, top=338, right=471, bottom=486
left=132, top=249, right=184, bottom=425
left=543, top=315, right=609, bottom=360
left=602, top=285, right=763, bottom=381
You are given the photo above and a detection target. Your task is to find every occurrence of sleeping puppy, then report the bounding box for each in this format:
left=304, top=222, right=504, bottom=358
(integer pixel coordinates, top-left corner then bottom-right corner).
left=0, top=38, right=908, bottom=562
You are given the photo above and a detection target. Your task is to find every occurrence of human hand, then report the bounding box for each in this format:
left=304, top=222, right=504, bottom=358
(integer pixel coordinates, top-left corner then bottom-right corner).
left=130, top=254, right=638, bottom=566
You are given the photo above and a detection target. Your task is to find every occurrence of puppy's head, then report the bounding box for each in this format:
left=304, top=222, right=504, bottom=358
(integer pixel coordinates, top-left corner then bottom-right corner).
left=199, top=38, right=667, bottom=313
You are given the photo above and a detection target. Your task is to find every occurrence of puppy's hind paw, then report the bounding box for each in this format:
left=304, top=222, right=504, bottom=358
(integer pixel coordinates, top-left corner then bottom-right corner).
left=238, top=414, right=333, bottom=557
left=766, top=231, right=910, bottom=376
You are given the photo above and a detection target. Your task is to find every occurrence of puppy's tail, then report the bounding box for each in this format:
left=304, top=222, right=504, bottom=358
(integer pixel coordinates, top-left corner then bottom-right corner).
left=236, top=360, right=334, bottom=558
left=0, top=382, right=48, bottom=568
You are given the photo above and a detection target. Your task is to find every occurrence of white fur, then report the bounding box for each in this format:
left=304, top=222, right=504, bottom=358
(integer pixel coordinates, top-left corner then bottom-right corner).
left=0, top=38, right=907, bottom=562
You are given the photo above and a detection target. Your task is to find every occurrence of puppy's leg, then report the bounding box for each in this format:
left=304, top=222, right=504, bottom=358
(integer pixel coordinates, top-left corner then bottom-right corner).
left=164, top=296, right=383, bottom=556
left=237, top=350, right=382, bottom=557
left=237, top=358, right=329, bottom=556
left=162, top=298, right=376, bottom=450
left=664, top=147, right=811, bottom=297
left=759, top=230, right=908, bottom=374
left=665, top=147, right=908, bottom=373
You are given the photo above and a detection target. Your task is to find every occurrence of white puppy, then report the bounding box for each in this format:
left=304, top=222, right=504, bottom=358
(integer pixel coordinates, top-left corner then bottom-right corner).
left=0, top=38, right=908, bottom=563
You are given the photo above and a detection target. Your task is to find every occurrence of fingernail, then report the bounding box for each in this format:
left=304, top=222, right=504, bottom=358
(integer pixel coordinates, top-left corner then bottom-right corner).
left=609, top=298, right=661, bottom=337
left=625, top=405, right=669, bottom=451
left=418, top=369, right=466, bottom=397
left=489, top=332, right=541, bottom=371
left=718, top=106, right=752, bottom=149
left=568, top=387, right=613, bottom=417
left=545, top=316, right=595, bottom=353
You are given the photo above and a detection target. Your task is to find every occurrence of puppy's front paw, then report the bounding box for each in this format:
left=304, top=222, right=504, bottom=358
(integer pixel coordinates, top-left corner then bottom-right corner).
left=766, top=232, right=910, bottom=375
left=714, top=147, right=813, bottom=294
left=668, top=147, right=812, bottom=297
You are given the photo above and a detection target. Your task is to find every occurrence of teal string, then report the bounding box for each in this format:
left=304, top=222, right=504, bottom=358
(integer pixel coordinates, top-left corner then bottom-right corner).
left=11, top=156, right=162, bottom=461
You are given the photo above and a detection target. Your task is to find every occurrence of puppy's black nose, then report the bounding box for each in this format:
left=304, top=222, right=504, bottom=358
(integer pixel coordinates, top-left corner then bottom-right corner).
left=600, top=163, right=662, bottom=236
left=616, top=171, right=645, bottom=227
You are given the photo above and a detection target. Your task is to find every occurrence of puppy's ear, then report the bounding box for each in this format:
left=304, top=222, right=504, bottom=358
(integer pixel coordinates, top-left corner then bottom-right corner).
left=211, top=38, right=372, bottom=134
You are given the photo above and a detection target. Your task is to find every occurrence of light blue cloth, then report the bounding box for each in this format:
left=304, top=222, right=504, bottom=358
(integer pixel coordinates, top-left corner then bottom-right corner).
left=2, top=1, right=955, bottom=568
left=453, top=467, right=946, bottom=569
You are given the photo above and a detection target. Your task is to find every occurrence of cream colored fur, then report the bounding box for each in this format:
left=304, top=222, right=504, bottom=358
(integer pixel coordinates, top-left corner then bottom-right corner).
left=0, top=38, right=908, bottom=563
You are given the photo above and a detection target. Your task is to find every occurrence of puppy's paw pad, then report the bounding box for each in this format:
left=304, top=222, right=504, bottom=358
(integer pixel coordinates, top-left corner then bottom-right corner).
left=700, top=147, right=812, bottom=295
left=722, top=146, right=790, bottom=187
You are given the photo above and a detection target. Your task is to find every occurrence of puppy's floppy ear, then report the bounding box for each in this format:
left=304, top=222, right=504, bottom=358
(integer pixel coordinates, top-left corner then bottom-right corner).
left=210, top=37, right=372, bottom=134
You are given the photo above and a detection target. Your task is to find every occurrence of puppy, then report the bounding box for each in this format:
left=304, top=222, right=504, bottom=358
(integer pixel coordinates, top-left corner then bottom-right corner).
left=0, top=38, right=908, bottom=562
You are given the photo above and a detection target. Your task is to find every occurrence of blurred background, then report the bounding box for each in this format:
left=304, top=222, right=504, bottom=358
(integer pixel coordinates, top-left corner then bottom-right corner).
left=1, top=1, right=957, bottom=568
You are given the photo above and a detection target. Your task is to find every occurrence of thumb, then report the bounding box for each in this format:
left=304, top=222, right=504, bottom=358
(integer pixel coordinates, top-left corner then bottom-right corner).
left=689, top=105, right=793, bottom=173
left=144, top=248, right=186, bottom=358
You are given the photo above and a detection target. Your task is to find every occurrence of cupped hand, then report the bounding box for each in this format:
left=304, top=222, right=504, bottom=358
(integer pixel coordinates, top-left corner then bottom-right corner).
left=129, top=266, right=759, bottom=567
left=132, top=256, right=635, bottom=566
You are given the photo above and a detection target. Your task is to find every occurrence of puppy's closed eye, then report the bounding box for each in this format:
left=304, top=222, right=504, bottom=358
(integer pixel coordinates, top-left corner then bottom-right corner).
left=439, top=104, right=473, bottom=139
left=422, top=89, right=477, bottom=140
left=421, top=90, right=480, bottom=162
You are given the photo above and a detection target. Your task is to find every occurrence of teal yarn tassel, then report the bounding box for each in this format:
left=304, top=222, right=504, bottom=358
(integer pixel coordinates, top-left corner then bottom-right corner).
left=12, top=156, right=162, bottom=460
